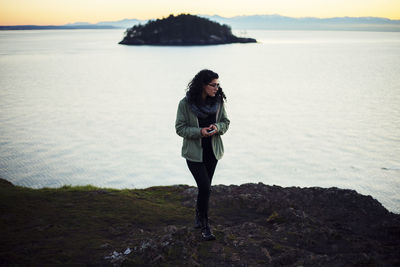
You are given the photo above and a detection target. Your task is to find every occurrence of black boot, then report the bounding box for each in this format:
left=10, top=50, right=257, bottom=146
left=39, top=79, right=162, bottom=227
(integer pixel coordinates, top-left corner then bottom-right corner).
left=194, top=208, right=201, bottom=229
left=200, top=212, right=215, bottom=241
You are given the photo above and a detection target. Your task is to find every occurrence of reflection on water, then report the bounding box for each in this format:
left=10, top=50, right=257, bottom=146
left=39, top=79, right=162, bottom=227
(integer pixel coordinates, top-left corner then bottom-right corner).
left=0, top=29, right=399, bottom=213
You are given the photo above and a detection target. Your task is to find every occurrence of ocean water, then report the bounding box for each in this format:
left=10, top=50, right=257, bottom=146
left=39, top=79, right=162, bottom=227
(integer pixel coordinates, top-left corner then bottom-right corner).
left=0, top=29, right=399, bottom=213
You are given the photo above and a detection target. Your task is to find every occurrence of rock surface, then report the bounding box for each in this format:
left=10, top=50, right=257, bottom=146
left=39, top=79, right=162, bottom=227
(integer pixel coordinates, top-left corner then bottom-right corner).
left=1, top=178, right=399, bottom=266
left=119, top=14, right=257, bottom=46
left=112, top=184, right=400, bottom=266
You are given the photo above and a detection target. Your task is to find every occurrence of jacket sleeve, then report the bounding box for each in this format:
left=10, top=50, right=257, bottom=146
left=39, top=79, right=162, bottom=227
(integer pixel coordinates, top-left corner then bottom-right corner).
left=175, top=100, right=203, bottom=139
left=215, top=103, right=230, bottom=135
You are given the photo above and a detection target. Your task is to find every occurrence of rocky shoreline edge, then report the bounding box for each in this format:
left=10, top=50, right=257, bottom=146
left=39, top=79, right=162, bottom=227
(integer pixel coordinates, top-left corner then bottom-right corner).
left=0, top=178, right=399, bottom=266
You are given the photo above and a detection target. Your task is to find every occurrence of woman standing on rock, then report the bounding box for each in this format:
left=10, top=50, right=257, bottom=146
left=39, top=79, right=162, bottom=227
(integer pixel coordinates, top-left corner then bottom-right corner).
left=175, top=69, right=230, bottom=241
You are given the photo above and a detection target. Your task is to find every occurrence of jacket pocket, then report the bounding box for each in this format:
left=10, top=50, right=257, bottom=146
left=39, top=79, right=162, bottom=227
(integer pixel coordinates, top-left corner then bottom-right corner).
left=212, top=135, right=224, bottom=160
left=182, top=138, right=202, bottom=162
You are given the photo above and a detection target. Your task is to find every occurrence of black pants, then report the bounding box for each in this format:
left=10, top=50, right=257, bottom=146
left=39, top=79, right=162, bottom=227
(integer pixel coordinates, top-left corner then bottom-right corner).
left=186, top=149, right=218, bottom=216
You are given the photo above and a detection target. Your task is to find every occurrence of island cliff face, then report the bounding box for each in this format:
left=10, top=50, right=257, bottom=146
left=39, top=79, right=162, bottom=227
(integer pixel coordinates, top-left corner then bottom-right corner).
left=0, top=178, right=399, bottom=266
left=119, top=14, right=257, bottom=46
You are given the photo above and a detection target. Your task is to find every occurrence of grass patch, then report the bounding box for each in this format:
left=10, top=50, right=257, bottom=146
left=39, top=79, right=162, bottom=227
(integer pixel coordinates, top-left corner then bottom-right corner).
left=0, top=179, right=192, bottom=265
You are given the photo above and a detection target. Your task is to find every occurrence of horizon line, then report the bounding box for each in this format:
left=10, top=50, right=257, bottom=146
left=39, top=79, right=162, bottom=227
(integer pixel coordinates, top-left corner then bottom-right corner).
left=1, top=13, right=400, bottom=27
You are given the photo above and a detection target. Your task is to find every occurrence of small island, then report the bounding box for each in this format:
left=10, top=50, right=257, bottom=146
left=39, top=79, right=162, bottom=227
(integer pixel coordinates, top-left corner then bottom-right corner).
left=119, top=14, right=257, bottom=46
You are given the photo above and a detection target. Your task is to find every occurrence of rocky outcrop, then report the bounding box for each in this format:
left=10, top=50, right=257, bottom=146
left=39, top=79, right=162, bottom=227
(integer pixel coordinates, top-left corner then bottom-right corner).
left=1, top=178, right=398, bottom=266
left=112, top=184, right=400, bottom=266
left=119, top=14, right=257, bottom=46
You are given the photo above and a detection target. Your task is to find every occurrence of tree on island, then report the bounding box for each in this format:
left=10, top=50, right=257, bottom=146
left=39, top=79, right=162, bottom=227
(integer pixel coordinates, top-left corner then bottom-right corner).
left=119, top=14, right=257, bottom=46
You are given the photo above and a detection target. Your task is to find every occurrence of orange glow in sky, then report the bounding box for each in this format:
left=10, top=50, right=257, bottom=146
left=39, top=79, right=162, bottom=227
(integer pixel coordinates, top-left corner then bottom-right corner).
left=0, top=0, right=399, bottom=25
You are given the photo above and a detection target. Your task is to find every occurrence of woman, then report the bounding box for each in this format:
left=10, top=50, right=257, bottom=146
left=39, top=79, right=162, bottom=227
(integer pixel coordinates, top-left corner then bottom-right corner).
left=175, top=69, right=230, bottom=241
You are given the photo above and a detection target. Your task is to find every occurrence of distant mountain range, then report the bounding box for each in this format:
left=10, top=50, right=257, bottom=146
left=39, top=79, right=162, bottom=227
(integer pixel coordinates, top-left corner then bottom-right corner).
left=203, top=15, right=400, bottom=31
left=1, top=14, right=400, bottom=31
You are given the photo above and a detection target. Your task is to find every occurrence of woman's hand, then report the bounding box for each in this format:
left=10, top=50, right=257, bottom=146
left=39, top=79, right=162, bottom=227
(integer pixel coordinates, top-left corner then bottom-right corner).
left=209, top=124, right=218, bottom=135
left=201, top=124, right=218, bottom=137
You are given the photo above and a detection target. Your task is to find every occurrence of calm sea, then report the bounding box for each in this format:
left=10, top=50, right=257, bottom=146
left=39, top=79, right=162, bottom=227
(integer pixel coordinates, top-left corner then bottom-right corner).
left=0, top=29, right=399, bottom=213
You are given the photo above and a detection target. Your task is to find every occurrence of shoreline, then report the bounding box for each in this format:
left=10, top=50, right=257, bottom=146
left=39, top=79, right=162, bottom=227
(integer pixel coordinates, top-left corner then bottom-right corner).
left=1, top=178, right=399, bottom=265
left=3, top=177, right=399, bottom=215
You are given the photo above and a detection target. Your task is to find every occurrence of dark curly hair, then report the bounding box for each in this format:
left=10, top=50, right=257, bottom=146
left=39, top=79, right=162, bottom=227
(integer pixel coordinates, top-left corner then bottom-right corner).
left=186, top=69, right=226, bottom=106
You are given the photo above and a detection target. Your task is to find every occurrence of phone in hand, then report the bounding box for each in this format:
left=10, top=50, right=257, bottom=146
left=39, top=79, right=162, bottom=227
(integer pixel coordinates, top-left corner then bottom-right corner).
left=207, top=129, right=216, bottom=134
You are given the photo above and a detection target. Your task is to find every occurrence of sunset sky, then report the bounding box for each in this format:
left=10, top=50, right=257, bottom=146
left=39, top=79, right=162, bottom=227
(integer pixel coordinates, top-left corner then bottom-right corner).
left=1, top=0, right=399, bottom=25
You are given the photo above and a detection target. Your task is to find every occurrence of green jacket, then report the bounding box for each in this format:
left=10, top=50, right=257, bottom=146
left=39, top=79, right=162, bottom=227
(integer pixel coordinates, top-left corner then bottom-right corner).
left=175, top=97, right=230, bottom=162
